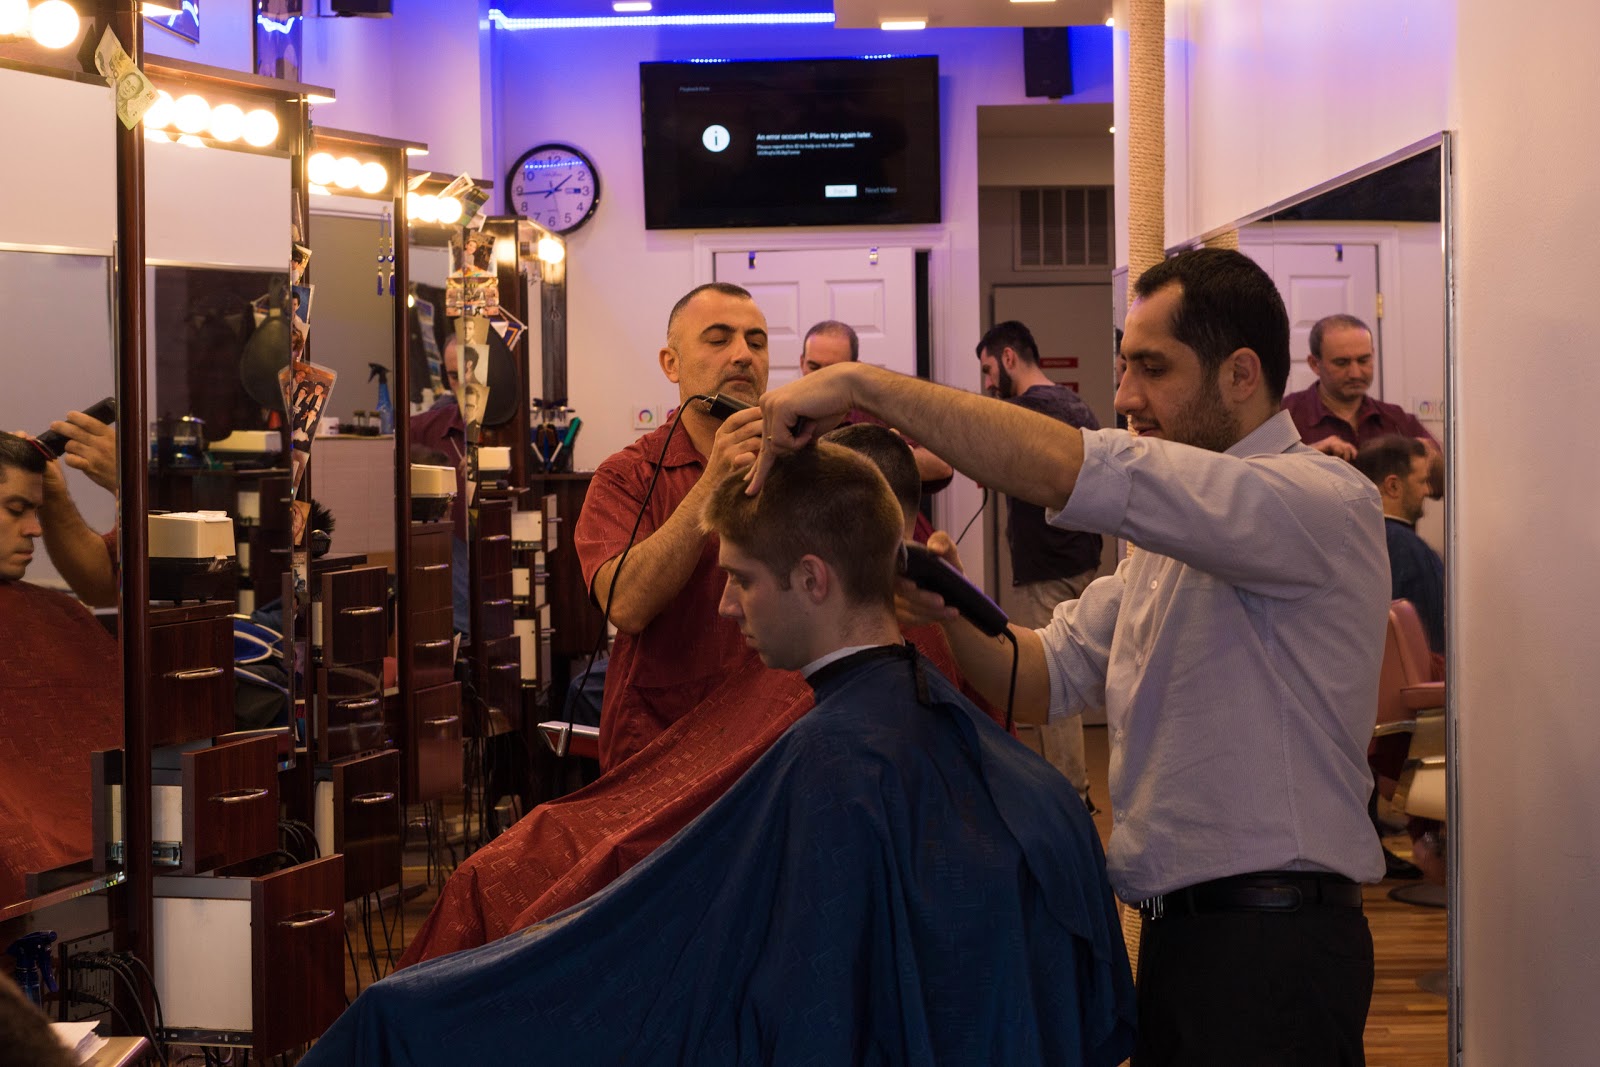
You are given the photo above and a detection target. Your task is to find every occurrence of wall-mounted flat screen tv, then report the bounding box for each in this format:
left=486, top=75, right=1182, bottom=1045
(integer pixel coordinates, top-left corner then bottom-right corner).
left=640, top=56, right=941, bottom=230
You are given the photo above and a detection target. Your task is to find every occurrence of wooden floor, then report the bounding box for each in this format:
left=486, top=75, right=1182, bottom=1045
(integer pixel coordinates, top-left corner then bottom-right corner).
left=343, top=725, right=1448, bottom=1065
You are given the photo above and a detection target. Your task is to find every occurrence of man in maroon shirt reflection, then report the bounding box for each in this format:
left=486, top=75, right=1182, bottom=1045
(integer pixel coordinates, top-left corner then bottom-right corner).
left=1280, top=313, right=1442, bottom=493
left=573, top=283, right=770, bottom=771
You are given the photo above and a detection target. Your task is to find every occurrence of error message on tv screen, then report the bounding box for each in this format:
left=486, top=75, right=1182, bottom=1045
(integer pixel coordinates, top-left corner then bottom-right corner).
left=640, top=57, right=942, bottom=230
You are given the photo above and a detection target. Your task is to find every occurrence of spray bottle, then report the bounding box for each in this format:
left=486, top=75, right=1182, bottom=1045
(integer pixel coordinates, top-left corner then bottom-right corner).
left=6, top=931, right=58, bottom=1007
left=368, top=363, right=394, bottom=435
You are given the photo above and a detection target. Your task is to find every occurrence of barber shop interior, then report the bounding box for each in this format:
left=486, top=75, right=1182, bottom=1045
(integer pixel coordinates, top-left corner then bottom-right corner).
left=0, top=0, right=1585, bottom=1064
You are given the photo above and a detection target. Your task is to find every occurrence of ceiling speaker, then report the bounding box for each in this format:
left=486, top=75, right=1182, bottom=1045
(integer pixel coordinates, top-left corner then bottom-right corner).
left=1022, top=28, right=1074, bottom=100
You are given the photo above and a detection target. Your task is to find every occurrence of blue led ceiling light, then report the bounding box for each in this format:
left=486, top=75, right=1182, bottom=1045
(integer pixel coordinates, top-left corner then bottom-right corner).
left=487, top=8, right=834, bottom=30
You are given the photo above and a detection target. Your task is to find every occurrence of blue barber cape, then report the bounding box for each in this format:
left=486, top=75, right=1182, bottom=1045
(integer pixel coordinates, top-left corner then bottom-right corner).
left=304, top=644, right=1135, bottom=1066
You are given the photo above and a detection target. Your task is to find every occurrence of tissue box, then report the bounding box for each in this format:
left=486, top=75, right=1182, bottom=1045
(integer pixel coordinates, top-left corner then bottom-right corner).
left=149, top=512, right=238, bottom=603
left=411, top=464, right=457, bottom=523
left=477, top=446, right=511, bottom=473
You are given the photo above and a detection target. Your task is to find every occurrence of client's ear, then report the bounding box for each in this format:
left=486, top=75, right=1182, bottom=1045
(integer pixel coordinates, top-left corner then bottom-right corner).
left=794, top=555, right=830, bottom=604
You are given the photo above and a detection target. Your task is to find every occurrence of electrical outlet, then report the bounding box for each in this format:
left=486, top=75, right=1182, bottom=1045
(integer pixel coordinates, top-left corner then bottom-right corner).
left=59, top=931, right=116, bottom=1023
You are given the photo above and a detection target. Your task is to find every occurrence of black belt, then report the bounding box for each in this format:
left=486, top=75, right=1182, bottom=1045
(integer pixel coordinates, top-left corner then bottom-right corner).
left=1138, top=871, right=1362, bottom=921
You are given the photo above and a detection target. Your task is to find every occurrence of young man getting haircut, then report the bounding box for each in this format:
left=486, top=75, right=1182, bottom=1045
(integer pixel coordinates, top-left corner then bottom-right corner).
left=305, top=444, right=1133, bottom=1066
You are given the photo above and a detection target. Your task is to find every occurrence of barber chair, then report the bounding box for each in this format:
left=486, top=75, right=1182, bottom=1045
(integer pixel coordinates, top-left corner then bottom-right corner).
left=1372, top=599, right=1448, bottom=910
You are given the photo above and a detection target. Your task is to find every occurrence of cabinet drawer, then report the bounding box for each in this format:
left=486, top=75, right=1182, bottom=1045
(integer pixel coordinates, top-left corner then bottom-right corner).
left=410, top=606, right=455, bottom=690
left=151, top=735, right=278, bottom=876
left=153, top=854, right=345, bottom=1057
left=477, top=578, right=515, bottom=641
left=318, top=565, right=388, bottom=666
left=409, top=682, right=462, bottom=802
left=476, top=532, right=512, bottom=576
left=318, top=750, right=400, bottom=901
left=410, top=523, right=454, bottom=611
left=470, top=635, right=521, bottom=737
left=149, top=617, right=234, bottom=747
left=318, top=664, right=389, bottom=762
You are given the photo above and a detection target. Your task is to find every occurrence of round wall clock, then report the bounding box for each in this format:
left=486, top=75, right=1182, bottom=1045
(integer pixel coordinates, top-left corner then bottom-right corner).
left=507, top=142, right=600, bottom=235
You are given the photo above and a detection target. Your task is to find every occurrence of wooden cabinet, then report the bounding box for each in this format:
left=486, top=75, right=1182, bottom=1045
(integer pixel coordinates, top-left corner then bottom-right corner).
left=153, top=855, right=345, bottom=1058
left=468, top=499, right=520, bottom=737
left=311, top=562, right=392, bottom=762
left=401, top=521, right=462, bottom=801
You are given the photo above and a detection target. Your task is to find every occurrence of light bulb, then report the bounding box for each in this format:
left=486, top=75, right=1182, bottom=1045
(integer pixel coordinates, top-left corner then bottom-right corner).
left=307, top=152, right=337, bottom=187
left=0, top=0, right=30, bottom=36
left=435, top=196, right=463, bottom=224
left=415, top=195, right=440, bottom=223
left=405, top=192, right=421, bottom=221
left=407, top=293, right=416, bottom=308
left=333, top=156, right=362, bottom=190
left=241, top=108, right=279, bottom=148
left=173, top=93, right=211, bottom=135
left=208, top=103, right=245, bottom=143
left=144, top=90, right=175, bottom=131
left=176, top=134, right=205, bottom=149
left=537, top=237, right=565, bottom=265
left=358, top=161, right=388, bottom=195
left=29, top=0, right=80, bottom=50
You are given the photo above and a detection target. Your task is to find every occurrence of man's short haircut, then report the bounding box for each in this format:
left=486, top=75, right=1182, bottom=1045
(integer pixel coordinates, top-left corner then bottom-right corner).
left=1309, top=313, right=1373, bottom=359
left=976, top=320, right=1041, bottom=365
left=822, top=423, right=920, bottom=524
left=703, top=442, right=903, bottom=608
left=0, top=432, right=47, bottom=479
left=665, top=282, right=755, bottom=345
left=802, top=320, right=859, bottom=361
left=1352, top=434, right=1426, bottom=487
left=1133, top=247, right=1292, bottom=402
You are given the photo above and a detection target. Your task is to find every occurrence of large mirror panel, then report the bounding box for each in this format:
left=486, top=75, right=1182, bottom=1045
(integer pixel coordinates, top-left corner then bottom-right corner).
left=1205, top=134, right=1452, bottom=1058
left=0, top=68, right=123, bottom=915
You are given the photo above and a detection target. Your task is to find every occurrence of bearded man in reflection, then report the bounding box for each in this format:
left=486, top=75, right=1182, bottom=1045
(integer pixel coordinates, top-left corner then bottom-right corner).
left=0, top=432, right=122, bottom=906
left=304, top=443, right=1134, bottom=1067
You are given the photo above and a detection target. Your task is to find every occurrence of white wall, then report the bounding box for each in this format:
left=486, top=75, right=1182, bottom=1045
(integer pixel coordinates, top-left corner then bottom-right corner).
left=490, top=24, right=1109, bottom=580
left=1453, top=3, right=1600, bottom=1061
left=977, top=134, right=1112, bottom=187
left=1159, top=0, right=1454, bottom=248
left=1149, top=0, right=1600, bottom=1059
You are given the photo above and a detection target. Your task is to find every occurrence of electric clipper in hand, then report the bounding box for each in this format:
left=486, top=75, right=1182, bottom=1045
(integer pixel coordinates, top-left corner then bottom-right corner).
left=35, top=396, right=116, bottom=458
left=900, top=542, right=1010, bottom=637
left=701, top=393, right=752, bottom=421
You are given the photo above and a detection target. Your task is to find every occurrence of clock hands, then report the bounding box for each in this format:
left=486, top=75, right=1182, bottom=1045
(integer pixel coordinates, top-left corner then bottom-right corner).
left=542, top=174, right=574, bottom=198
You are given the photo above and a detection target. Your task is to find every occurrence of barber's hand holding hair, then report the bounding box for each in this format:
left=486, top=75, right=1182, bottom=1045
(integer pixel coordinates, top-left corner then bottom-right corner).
left=893, top=530, right=963, bottom=630
left=1310, top=437, right=1358, bottom=462
left=49, top=412, right=118, bottom=493
left=705, top=405, right=766, bottom=484
left=748, top=363, right=860, bottom=493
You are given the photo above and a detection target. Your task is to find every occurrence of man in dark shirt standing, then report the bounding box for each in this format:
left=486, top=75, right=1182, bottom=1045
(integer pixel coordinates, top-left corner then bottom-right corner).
left=1354, top=435, right=1445, bottom=657
left=977, top=320, right=1102, bottom=808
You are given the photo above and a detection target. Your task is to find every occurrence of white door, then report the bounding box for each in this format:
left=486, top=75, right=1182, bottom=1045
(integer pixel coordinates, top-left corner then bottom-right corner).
left=1242, top=241, right=1380, bottom=398
left=713, top=247, right=918, bottom=390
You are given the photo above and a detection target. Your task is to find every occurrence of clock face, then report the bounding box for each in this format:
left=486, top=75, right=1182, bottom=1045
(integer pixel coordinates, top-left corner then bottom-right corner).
left=508, top=143, right=600, bottom=235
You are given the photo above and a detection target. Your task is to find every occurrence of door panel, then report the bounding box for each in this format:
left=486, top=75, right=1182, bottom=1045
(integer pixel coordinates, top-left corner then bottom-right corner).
left=1242, top=241, right=1380, bottom=398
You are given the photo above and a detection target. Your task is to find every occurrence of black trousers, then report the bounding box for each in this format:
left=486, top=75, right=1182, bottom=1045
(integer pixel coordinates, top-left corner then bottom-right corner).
left=1133, top=903, right=1374, bottom=1066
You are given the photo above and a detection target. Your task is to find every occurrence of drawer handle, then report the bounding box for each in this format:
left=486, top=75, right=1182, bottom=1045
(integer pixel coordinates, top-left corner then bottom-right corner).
left=423, top=715, right=460, bottom=727
left=416, top=563, right=450, bottom=573
left=482, top=534, right=510, bottom=543
left=340, top=605, right=384, bottom=617
left=350, top=791, right=396, bottom=806
left=417, top=638, right=451, bottom=650
left=490, top=663, right=519, bottom=673
left=485, top=598, right=512, bottom=608
left=209, top=787, right=269, bottom=805
left=278, top=909, right=336, bottom=931
left=336, top=698, right=382, bottom=712
left=166, top=667, right=224, bottom=682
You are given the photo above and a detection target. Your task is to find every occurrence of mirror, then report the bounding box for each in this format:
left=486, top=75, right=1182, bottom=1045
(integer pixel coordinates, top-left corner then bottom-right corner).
left=144, top=130, right=296, bottom=742
left=0, top=68, right=124, bottom=914
left=1217, top=134, right=1451, bottom=1057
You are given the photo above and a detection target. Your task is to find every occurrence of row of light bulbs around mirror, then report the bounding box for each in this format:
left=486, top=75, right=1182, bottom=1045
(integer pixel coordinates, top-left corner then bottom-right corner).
left=1, top=2, right=205, bottom=49
left=0, top=0, right=82, bottom=49
left=143, top=90, right=281, bottom=148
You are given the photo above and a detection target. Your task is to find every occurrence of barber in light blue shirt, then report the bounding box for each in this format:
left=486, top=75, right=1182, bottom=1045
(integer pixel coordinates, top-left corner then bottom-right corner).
left=753, top=247, right=1388, bottom=1067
